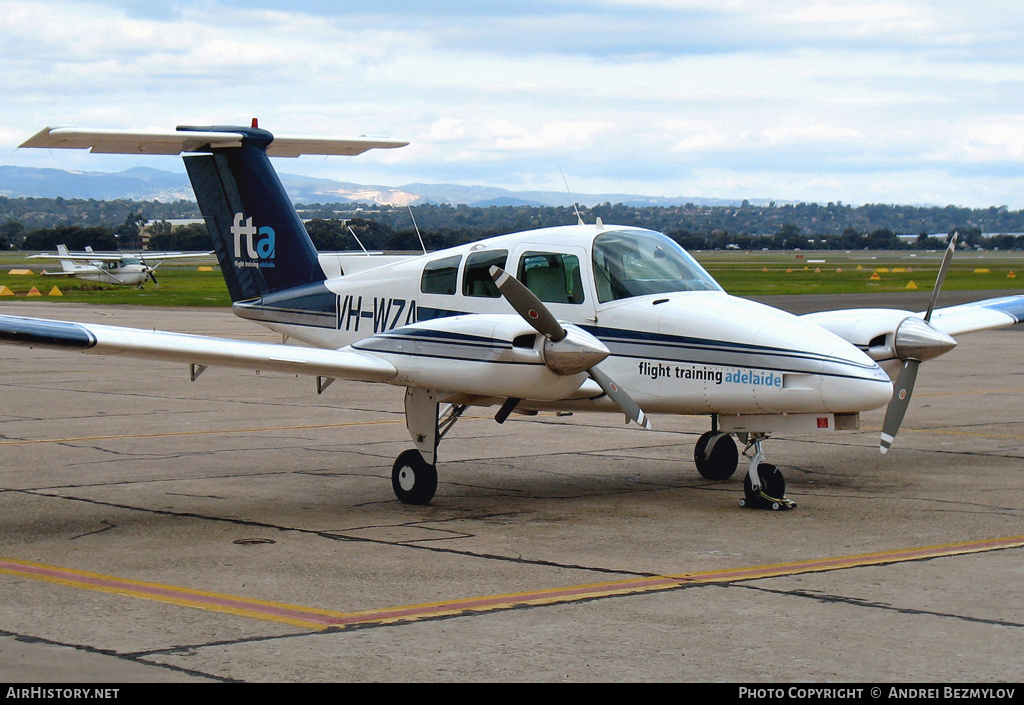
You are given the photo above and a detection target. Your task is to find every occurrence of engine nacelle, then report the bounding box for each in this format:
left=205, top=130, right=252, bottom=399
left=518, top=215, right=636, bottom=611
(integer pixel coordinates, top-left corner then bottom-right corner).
left=351, top=314, right=595, bottom=400
left=803, top=308, right=956, bottom=376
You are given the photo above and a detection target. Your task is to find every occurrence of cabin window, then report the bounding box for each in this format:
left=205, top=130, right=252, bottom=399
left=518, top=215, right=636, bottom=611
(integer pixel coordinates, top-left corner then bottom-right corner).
left=517, top=252, right=584, bottom=304
left=420, top=255, right=462, bottom=295
left=462, top=250, right=508, bottom=298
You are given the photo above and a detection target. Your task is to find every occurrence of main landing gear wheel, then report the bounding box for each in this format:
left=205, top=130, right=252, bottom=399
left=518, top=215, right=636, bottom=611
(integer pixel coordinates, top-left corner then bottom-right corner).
left=694, top=431, right=739, bottom=480
left=392, top=449, right=438, bottom=505
left=740, top=463, right=796, bottom=511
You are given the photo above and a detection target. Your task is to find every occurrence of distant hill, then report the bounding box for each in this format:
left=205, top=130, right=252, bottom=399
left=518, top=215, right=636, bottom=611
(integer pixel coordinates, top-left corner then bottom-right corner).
left=0, top=165, right=194, bottom=201
left=0, top=165, right=757, bottom=208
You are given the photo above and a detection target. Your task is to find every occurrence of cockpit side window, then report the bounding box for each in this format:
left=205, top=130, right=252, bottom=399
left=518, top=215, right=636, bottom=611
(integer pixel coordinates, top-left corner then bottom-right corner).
left=592, top=230, right=721, bottom=303
left=420, top=255, right=462, bottom=295
left=517, top=252, right=584, bottom=304
left=462, top=250, right=508, bottom=298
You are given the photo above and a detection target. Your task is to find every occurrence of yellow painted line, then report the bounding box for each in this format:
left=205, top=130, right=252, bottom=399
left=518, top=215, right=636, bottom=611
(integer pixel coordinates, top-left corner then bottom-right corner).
left=917, top=388, right=1024, bottom=398
left=0, top=414, right=503, bottom=447
left=0, top=419, right=406, bottom=447
left=905, top=428, right=1024, bottom=441
left=862, top=425, right=1024, bottom=441
left=3, top=535, right=1022, bottom=631
left=0, top=557, right=344, bottom=630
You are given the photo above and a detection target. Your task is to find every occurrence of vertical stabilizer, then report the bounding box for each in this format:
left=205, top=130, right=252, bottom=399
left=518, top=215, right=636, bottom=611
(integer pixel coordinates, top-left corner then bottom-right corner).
left=56, top=245, right=76, bottom=273
left=19, top=123, right=407, bottom=303
left=181, top=126, right=326, bottom=302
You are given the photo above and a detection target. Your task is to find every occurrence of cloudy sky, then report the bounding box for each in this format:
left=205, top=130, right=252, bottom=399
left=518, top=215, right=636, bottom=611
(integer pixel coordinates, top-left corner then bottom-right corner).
left=3, top=0, right=1024, bottom=207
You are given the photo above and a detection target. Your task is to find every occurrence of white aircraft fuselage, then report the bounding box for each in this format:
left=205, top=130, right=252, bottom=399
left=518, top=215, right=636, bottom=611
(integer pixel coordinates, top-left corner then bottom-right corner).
left=236, top=223, right=894, bottom=424
left=60, top=258, right=153, bottom=286
left=11, top=123, right=1022, bottom=508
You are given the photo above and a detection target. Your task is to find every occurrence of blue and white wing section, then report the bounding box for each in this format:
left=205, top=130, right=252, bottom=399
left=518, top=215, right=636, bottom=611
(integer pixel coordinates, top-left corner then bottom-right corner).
left=925, top=295, right=1024, bottom=337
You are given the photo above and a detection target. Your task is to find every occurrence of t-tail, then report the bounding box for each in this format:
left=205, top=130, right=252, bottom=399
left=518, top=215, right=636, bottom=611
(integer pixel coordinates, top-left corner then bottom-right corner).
left=18, top=122, right=408, bottom=305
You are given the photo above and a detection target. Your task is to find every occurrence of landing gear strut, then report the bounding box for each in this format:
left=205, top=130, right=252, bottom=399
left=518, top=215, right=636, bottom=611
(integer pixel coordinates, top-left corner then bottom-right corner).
left=391, top=388, right=466, bottom=505
left=738, top=435, right=796, bottom=511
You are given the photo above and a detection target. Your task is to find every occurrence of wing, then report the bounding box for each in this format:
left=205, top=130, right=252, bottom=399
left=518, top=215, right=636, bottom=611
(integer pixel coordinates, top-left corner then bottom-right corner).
left=802, top=292, right=1024, bottom=377
left=133, top=251, right=215, bottom=261
left=20, top=127, right=408, bottom=157
left=28, top=253, right=122, bottom=262
left=0, top=311, right=602, bottom=404
left=804, top=293, right=1024, bottom=346
left=924, top=295, right=1024, bottom=337
left=0, top=314, right=397, bottom=383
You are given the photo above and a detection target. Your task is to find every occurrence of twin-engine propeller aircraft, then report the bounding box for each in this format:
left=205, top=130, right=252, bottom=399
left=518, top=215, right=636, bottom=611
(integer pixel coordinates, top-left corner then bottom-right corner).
left=30, top=244, right=213, bottom=286
left=7, top=123, right=1024, bottom=509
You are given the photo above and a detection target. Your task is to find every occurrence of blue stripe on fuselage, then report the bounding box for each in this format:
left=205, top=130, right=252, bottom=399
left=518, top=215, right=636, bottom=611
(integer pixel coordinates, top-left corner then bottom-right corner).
left=352, top=328, right=536, bottom=365
left=584, top=324, right=882, bottom=379
left=243, top=298, right=883, bottom=382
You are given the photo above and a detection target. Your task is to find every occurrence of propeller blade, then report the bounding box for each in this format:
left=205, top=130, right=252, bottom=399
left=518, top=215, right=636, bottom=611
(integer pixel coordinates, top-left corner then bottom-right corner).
left=588, top=365, right=652, bottom=430
left=880, top=359, right=919, bottom=454
left=489, top=266, right=566, bottom=341
left=488, top=265, right=650, bottom=430
left=924, top=232, right=958, bottom=322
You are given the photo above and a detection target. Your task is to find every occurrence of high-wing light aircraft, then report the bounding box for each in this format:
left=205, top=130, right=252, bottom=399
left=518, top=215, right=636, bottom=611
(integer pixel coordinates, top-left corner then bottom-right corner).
left=29, top=244, right=213, bottom=286
left=7, top=123, right=1024, bottom=510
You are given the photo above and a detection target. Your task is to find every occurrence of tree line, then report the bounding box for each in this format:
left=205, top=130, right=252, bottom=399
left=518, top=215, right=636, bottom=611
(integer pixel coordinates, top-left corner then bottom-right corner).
left=4, top=197, right=1024, bottom=253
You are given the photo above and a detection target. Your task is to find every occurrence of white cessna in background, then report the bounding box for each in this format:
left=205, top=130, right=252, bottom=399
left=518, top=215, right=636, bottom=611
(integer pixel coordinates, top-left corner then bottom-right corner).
left=30, top=244, right=213, bottom=286
left=6, top=122, right=1023, bottom=510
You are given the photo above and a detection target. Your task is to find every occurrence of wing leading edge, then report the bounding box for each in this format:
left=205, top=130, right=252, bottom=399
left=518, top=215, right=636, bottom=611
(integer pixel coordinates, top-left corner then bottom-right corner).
left=0, top=314, right=397, bottom=383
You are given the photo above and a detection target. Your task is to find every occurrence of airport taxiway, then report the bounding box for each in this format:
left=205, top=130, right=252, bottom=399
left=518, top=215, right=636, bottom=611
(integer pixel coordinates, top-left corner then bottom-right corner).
left=0, top=298, right=1021, bottom=682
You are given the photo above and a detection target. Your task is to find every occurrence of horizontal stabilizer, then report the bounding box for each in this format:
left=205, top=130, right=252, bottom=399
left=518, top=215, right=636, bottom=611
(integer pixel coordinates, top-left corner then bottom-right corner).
left=20, top=127, right=408, bottom=157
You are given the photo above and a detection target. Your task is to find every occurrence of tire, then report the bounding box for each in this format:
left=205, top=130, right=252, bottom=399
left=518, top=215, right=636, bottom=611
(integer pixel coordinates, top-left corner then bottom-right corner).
left=693, top=431, right=739, bottom=480
left=391, top=449, right=438, bottom=505
left=743, top=463, right=785, bottom=503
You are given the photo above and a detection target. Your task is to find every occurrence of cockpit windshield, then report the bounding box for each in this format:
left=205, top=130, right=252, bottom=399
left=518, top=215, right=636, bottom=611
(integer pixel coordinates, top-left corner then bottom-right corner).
left=591, top=230, right=722, bottom=303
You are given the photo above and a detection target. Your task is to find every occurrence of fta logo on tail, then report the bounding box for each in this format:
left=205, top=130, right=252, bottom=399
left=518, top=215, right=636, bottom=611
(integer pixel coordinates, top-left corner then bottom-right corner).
left=231, top=213, right=275, bottom=268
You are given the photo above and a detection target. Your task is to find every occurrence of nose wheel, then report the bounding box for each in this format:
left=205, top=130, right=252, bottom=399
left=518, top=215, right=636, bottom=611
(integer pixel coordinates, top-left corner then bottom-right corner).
left=738, top=436, right=796, bottom=511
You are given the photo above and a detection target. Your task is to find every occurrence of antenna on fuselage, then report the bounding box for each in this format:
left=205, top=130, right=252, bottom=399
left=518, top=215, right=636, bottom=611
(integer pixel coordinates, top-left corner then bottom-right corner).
left=558, top=164, right=585, bottom=226
left=345, top=222, right=371, bottom=256
left=408, top=205, right=427, bottom=255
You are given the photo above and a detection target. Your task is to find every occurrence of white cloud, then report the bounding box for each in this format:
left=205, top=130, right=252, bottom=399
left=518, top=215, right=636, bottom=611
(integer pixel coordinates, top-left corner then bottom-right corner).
left=3, top=0, right=1024, bottom=207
